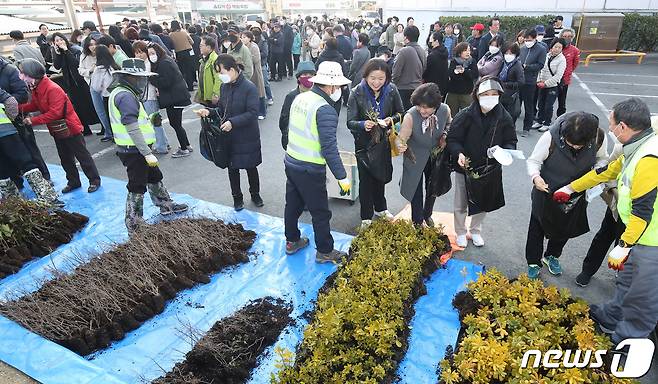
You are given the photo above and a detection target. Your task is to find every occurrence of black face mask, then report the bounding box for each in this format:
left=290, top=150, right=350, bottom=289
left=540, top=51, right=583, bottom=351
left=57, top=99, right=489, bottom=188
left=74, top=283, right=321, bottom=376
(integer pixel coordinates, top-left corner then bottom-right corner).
left=228, top=35, right=238, bottom=44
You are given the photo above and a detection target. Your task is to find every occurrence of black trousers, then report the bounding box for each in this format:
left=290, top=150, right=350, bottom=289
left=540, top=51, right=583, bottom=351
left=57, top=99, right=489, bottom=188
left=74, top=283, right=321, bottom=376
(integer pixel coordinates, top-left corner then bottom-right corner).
left=293, top=54, right=300, bottom=70
left=556, top=83, right=569, bottom=117
left=581, top=207, right=627, bottom=278
left=164, top=106, right=190, bottom=149
left=357, top=159, right=387, bottom=220
left=0, top=133, right=38, bottom=179
left=176, top=49, right=196, bottom=91
left=520, top=83, right=538, bottom=131
left=54, top=134, right=100, bottom=187
left=228, top=167, right=260, bottom=198
left=118, top=151, right=163, bottom=194
left=525, top=214, right=569, bottom=265
left=270, top=52, right=286, bottom=80
left=410, top=158, right=436, bottom=225
left=15, top=120, right=50, bottom=180
left=399, top=89, right=414, bottom=112
left=368, top=46, right=378, bottom=58
left=284, top=164, right=333, bottom=253
left=284, top=51, right=294, bottom=77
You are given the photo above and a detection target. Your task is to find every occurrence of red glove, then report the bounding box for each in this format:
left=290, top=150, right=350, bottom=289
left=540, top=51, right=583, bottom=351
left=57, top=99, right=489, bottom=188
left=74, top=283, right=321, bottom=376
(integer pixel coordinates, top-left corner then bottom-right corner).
left=552, top=185, right=575, bottom=203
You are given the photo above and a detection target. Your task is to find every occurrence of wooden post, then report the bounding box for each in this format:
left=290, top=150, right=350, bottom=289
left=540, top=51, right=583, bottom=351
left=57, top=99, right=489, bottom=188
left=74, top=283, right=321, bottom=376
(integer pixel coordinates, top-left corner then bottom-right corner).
left=94, top=0, right=104, bottom=32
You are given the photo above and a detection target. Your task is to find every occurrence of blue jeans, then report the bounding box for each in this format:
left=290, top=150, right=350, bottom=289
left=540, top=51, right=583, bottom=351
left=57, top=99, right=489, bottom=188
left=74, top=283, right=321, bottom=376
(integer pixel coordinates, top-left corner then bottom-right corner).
left=262, top=64, right=273, bottom=100
left=259, top=97, right=266, bottom=117
left=90, top=88, right=111, bottom=138
left=143, top=100, right=169, bottom=152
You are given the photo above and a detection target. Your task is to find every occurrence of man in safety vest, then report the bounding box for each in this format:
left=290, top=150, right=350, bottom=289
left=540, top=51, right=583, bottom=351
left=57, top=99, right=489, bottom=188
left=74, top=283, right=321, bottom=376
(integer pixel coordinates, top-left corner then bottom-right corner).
left=284, top=61, right=352, bottom=264
left=554, top=98, right=658, bottom=344
left=108, top=58, right=188, bottom=232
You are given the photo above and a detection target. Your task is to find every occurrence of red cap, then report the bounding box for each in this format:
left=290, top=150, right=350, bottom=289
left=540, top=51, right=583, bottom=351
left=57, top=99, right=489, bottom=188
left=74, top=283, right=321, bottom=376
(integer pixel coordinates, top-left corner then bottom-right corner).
left=470, top=23, right=485, bottom=31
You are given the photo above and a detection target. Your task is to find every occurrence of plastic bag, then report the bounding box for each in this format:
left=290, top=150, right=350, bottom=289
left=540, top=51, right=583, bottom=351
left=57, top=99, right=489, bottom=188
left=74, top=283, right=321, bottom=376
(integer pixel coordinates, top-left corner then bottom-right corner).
left=199, top=117, right=231, bottom=169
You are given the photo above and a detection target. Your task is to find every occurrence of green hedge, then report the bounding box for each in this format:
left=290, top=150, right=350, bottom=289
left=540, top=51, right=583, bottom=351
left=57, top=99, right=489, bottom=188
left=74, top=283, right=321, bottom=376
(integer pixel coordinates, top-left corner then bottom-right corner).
left=437, top=15, right=557, bottom=44
left=619, top=13, right=658, bottom=52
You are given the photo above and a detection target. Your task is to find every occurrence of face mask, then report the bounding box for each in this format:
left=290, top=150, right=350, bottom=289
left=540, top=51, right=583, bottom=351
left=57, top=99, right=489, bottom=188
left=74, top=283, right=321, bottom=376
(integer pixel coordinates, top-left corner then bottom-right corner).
left=454, top=29, right=460, bottom=35
left=489, top=46, right=500, bottom=55
left=223, top=41, right=231, bottom=49
left=218, top=73, right=231, bottom=83
left=149, top=54, right=158, bottom=63
left=504, top=54, right=515, bottom=63
left=608, top=131, right=621, bottom=145
left=229, top=35, right=238, bottom=44
left=330, top=87, right=342, bottom=102
left=479, top=95, right=499, bottom=112
left=525, top=40, right=536, bottom=48
left=298, top=75, right=313, bottom=89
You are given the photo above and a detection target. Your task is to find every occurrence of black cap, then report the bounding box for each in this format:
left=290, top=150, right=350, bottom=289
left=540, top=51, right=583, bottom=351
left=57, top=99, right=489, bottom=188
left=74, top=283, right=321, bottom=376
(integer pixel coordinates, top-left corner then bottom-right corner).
left=82, top=21, right=96, bottom=31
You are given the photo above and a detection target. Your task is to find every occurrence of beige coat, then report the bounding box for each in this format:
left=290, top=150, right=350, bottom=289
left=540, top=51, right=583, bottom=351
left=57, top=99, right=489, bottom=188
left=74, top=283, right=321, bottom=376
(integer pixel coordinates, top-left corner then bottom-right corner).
left=248, top=42, right=266, bottom=98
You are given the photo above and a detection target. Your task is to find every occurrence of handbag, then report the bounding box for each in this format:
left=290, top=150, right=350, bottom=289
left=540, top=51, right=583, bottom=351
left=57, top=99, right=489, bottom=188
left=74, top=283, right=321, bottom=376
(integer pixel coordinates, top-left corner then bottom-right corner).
left=199, top=116, right=231, bottom=169
left=541, top=193, right=589, bottom=239
left=429, top=147, right=452, bottom=198
left=50, top=101, right=72, bottom=140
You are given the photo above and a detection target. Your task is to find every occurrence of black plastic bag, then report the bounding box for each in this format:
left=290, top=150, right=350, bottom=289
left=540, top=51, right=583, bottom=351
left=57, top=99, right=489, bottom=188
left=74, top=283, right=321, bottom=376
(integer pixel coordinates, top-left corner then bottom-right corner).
left=465, top=163, right=505, bottom=215
left=430, top=148, right=452, bottom=197
left=357, top=128, right=393, bottom=184
left=542, top=193, right=590, bottom=239
left=199, top=117, right=231, bottom=169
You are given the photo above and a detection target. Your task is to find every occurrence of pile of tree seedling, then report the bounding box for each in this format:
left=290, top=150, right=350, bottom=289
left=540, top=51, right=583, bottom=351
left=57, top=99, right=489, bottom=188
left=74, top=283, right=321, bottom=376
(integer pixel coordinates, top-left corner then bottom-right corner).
left=0, top=197, right=87, bottom=279
left=0, top=218, right=256, bottom=355
left=274, top=219, right=451, bottom=384
left=438, top=270, right=638, bottom=384
left=154, top=297, right=292, bottom=384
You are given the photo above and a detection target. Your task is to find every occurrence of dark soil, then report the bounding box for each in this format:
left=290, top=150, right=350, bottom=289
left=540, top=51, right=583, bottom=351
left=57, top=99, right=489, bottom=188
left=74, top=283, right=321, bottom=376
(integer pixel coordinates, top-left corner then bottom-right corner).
left=153, top=297, right=292, bottom=384
left=0, top=218, right=256, bottom=356
left=0, top=198, right=88, bottom=279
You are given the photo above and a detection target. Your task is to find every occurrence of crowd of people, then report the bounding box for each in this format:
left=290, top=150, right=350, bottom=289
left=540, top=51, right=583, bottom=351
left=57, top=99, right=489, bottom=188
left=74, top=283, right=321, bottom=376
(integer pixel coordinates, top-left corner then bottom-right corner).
left=0, top=12, right=657, bottom=349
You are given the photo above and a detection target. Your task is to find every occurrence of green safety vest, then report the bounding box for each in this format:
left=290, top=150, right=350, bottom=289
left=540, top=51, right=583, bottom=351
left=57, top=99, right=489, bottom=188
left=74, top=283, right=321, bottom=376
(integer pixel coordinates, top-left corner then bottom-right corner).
left=286, top=91, right=328, bottom=165
left=0, top=105, right=13, bottom=125
left=108, top=87, right=155, bottom=146
left=617, top=133, right=658, bottom=246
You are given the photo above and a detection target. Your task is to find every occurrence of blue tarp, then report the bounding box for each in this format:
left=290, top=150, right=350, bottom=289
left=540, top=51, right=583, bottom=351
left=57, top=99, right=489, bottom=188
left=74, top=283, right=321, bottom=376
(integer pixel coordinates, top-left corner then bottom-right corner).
left=0, top=165, right=482, bottom=384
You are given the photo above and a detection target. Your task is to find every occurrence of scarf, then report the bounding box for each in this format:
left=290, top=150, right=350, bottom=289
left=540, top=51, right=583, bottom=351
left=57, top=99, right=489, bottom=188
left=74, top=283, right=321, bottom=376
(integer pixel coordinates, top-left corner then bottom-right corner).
left=499, top=59, right=518, bottom=82
left=361, top=80, right=391, bottom=119
left=453, top=56, right=473, bottom=67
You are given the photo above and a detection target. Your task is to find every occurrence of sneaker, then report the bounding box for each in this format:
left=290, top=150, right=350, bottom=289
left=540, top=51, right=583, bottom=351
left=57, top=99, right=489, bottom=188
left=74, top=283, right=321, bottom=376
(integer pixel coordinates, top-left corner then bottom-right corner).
left=258, top=115, right=265, bottom=120
left=373, top=210, right=394, bottom=221
left=456, top=235, right=468, bottom=248
left=538, top=125, right=550, bottom=132
left=161, top=202, right=189, bottom=215
left=171, top=148, right=191, bottom=158
left=575, top=272, right=592, bottom=287
left=251, top=193, right=264, bottom=207
left=100, top=136, right=113, bottom=142
left=528, top=264, right=541, bottom=279
left=316, top=249, right=347, bottom=264
left=520, top=130, right=528, bottom=137
left=542, top=255, right=562, bottom=276
left=360, top=219, right=372, bottom=230
left=152, top=149, right=169, bottom=155
left=589, top=308, right=615, bottom=334
left=424, top=216, right=435, bottom=228
left=233, top=196, right=244, bottom=212
left=286, top=236, right=309, bottom=255
left=471, top=233, right=485, bottom=247
left=267, top=99, right=274, bottom=106
left=187, top=146, right=194, bottom=153
left=532, top=122, right=543, bottom=129
left=61, top=184, right=81, bottom=194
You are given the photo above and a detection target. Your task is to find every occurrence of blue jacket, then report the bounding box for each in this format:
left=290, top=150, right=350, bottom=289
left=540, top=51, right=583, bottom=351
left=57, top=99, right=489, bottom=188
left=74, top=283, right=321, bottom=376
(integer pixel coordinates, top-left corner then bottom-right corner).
left=336, top=35, right=353, bottom=61
left=292, top=33, right=302, bottom=55
left=284, top=86, right=347, bottom=180
left=520, top=43, right=548, bottom=85
left=0, top=57, right=28, bottom=104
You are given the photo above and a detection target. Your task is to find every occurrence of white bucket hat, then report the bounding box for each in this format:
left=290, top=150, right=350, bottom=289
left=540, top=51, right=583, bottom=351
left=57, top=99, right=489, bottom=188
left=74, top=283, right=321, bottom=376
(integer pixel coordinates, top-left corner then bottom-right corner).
left=309, top=61, right=351, bottom=86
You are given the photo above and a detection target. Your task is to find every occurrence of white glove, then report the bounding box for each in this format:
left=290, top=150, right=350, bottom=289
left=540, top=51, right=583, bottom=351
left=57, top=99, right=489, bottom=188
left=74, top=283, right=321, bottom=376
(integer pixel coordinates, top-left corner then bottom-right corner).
left=487, top=145, right=501, bottom=159
left=144, top=154, right=159, bottom=167
left=608, top=245, right=631, bottom=271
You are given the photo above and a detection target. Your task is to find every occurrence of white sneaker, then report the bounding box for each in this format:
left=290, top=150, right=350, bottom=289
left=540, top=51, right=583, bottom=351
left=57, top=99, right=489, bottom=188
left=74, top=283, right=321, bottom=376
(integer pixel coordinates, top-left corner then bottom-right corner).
left=360, top=219, right=372, bottom=230
left=258, top=115, right=265, bottom=120
left=374, top=210, right=394, bottom=220
left=471, top=234, right=485, bottom=247
left=267, top=99, right=274, bottom=106
left=532, top=122, right=543, bottom=129
left=456, top=235, right=468, bottom=248
left=538, top=125, right=550, bottom=132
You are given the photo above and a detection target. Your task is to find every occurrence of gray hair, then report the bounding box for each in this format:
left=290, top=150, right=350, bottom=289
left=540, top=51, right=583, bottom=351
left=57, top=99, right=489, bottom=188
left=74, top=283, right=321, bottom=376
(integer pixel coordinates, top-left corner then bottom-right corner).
left=332, top=24, right=344, bottom=34
left=559, top=28, right=575, bottom=38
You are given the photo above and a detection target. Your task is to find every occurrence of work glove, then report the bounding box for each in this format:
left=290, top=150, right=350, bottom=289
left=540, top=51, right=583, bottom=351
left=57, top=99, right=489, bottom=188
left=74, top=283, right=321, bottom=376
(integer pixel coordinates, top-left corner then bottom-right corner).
left=144, top=154, right=159, bottom=167
left=338, top=178, right=351, bottom=196
left=149, top=112, right=162, bottom=127
left=553, top=184, right=575, bottom=203
left=608, top=245, right=631, bottom=271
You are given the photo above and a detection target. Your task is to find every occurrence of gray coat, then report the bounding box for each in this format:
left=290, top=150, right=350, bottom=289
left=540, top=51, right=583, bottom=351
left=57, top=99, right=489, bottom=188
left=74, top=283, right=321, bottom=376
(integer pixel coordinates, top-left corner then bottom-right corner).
left=349, top=46, right=370, bottom=88
left=400, top=104, right=450, bottom=201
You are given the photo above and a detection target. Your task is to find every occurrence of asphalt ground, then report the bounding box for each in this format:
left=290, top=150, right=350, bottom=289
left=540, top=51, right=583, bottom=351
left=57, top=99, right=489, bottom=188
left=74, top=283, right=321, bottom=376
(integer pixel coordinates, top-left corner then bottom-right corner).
left=1, top=55, right=657, bottom=383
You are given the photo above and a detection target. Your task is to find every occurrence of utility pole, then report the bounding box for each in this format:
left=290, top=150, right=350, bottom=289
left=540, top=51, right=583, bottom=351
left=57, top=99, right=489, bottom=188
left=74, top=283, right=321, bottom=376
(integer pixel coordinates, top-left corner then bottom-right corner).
left=93, top=0, right=105, bottom=32
left=63, top=0, right=79, bottom=30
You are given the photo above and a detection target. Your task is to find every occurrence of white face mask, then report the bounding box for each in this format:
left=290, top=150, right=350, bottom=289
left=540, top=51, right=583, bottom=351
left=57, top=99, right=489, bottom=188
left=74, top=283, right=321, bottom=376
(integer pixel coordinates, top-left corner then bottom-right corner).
left=149, top=54, right=158, bottom=63
left=525, top=40, right=536, bottom=48
left=218, top=73, right=231, bottom=83
left=489, top=46, right=500, bottom=55
left=330, top=87, right=342, bottom=102
left=479, top=95, right=499, bottom=112
left=223, top=41, right=231, bottom=49
left=454, top=29, right=460, bottom=35
left=608, top=131, right=621, bottom=145
left=504, top=54, right=515, bottom=63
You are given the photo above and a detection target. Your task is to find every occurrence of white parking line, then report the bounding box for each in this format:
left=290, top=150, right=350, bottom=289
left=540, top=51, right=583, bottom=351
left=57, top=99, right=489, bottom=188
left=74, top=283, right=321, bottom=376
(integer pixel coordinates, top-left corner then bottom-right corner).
left=91, top=145, right=117, bottom=159
left=577, top=72, right=658, bottom=78
left=584, top=81, right=658, bottom=87
left=573, top=74, right=608, bottom=115
left=594, top=92, right=658, bottom=99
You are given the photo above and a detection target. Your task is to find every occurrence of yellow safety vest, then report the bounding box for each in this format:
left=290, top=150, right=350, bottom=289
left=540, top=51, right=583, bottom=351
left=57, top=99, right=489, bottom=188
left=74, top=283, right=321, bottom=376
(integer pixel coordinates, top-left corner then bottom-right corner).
left=286, top=91, right=328, bottom=165
left=0, top=105, right=13, bottom=125
left=108, top=87, right=155, bottom=146
left=617, top=133, right=658, bottom=246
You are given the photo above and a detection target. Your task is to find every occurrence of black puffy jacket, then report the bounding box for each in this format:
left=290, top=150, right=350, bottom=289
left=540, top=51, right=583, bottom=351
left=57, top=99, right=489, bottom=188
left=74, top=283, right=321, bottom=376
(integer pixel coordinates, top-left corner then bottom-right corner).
left=150, top=57, right=191, bottom=108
